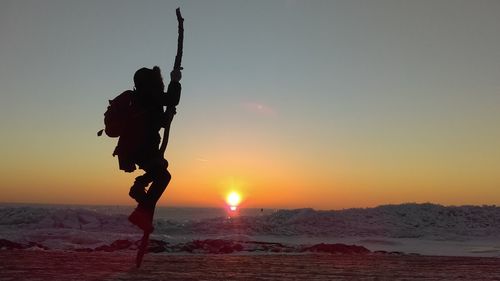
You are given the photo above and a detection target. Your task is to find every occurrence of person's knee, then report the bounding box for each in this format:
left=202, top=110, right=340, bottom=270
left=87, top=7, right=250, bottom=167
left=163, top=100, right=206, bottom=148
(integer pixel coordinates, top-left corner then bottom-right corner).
left=151, top=168, right=170, bottom=187
left=158, top=170, right=171, bottom=186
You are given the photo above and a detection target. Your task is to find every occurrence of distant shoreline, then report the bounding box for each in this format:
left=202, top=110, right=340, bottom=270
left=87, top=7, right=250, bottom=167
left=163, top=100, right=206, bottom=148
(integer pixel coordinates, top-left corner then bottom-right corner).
left=1, top=201, right=497, bottom=211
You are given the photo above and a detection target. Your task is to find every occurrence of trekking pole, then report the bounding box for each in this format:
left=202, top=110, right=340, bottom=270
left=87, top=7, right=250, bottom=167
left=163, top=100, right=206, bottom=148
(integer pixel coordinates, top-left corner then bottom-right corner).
left=160, top=7, right=184, bottom=155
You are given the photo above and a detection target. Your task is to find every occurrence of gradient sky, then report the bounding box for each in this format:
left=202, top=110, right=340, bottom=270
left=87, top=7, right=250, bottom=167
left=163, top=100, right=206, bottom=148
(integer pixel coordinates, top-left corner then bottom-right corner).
left=1, top=0, right=499, bottom=209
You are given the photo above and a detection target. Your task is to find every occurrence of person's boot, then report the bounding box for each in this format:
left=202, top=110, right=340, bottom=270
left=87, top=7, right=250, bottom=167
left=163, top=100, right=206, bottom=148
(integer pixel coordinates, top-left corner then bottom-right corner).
left=129, top=174, right=153, bottom=204
left=129, top=185, right=147, bottom=204
left=128, top=206, right=154, bottom=233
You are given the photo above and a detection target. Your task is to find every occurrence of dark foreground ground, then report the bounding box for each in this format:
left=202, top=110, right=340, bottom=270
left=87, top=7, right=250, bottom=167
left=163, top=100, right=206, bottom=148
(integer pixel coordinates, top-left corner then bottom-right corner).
left=1, top=250, right=499, bottom=280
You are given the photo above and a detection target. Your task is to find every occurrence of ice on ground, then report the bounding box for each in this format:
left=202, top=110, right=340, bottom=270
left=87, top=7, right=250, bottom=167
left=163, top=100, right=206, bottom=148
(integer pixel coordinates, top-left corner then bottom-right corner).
left=0, top=203, right=499, bottom=256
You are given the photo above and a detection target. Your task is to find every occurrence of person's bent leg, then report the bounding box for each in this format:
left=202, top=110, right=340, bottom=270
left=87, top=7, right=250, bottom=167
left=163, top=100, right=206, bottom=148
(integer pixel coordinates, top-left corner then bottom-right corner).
left=129, top=158, right=170, bottom=233
left=129, top=171, right=156, bottom=233
left=140, top=166, right=171, bottom=211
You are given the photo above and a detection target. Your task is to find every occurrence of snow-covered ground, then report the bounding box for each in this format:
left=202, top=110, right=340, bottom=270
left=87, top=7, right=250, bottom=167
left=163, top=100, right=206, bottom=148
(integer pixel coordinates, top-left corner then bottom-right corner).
left=1, top=203, right=499, bottom=257
left=3, top=250, right=500, bottom=281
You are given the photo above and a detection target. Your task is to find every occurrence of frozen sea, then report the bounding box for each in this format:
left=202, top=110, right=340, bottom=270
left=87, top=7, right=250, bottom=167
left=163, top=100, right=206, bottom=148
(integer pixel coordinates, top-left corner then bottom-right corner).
left=1, top=203, right=499, bottom=257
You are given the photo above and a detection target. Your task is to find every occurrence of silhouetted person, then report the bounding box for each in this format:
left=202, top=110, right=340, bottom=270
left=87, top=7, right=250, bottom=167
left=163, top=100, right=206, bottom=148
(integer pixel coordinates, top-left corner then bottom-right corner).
left=113, top=66, right=181, bottom=232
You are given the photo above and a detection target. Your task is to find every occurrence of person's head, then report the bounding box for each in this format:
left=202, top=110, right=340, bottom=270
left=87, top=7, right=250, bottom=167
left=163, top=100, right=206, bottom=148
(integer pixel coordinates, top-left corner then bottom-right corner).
left=133, top=66, right=165, bottom=94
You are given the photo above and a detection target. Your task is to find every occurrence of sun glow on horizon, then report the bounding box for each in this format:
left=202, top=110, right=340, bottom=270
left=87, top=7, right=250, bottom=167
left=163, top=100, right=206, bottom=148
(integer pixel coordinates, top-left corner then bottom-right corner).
left=226, top=191, right=241, bottom=210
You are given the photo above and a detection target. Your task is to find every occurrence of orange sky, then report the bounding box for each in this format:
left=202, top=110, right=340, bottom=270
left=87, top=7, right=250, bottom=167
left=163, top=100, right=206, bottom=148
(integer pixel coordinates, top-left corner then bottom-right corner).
left=1, top=1, right=500, bottom=209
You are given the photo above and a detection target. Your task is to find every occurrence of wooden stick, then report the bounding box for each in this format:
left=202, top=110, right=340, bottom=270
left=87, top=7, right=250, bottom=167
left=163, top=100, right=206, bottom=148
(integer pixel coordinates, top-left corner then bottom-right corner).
left=174, top=8, right=184, bottom=71
left=160, top=8, right=184, bottom=155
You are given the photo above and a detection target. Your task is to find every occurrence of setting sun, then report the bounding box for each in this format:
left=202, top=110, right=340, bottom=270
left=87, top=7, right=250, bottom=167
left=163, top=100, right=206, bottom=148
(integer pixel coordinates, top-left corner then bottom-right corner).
left=226, top=192, right=241, bottom=209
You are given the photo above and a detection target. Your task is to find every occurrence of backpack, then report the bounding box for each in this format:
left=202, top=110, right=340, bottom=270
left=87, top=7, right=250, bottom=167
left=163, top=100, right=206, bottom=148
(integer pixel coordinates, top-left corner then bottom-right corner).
left=97, top=90, right=133, bottom=138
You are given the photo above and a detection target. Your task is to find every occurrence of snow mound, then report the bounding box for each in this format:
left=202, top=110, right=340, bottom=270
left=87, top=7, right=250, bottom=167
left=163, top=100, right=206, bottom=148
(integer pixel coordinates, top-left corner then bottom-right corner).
left=0, top=206, right=138, bottom=250
left=182, top=203, right=500, bottom=239
left=0, top=206, right=134, bottom=232
left=1, top=203, right=500, bottom=251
